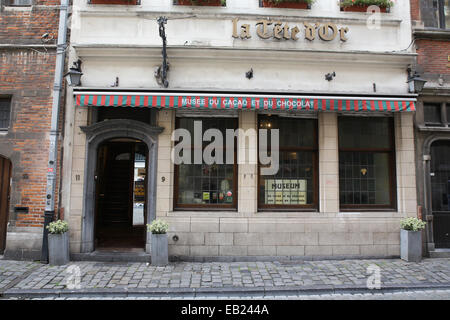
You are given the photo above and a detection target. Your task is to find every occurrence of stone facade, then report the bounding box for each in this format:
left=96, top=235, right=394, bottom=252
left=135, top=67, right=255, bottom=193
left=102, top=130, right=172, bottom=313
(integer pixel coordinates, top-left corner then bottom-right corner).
left=62, top=0, right=418, bottom=260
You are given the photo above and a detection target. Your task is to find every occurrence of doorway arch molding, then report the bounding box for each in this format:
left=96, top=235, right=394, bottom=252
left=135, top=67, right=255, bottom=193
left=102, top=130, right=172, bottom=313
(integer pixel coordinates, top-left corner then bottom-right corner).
left=422, top=135, right=450, bottom=252
left=80, top=119, right=164, bottom=253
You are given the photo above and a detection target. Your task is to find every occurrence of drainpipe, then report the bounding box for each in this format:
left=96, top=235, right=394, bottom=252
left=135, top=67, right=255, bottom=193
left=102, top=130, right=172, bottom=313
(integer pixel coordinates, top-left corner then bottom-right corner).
left=40, top=0, right=69, bottom=264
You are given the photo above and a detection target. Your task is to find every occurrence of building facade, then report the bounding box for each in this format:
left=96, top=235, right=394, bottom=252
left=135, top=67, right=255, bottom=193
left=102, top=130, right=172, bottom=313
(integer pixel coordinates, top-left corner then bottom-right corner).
left=0, top=0, right=64, bottom=259
left=63, top=0, right=418, bottom=261
left=411, top=0, right=450, bottom=257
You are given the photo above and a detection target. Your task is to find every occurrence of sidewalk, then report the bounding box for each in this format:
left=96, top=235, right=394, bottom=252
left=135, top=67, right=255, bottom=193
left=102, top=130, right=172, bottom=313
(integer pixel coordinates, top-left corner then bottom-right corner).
left=0, top=257, right=449, bottom=298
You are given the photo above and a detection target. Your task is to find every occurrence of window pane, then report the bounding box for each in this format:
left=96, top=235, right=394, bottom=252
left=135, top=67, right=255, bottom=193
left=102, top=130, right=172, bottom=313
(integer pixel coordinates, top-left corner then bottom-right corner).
left=339, top=117, right=391, bottom=149
left=0, top=98, right=11, bottom=130
left=421, top=0, right=439, bottom=28
left=339, top=152, right=391, bottom=206
left=259, top=151, right=315, bottom=206
left=4, top=0, right=32, bottom=5
left=259, top=116, right=315, bottom=148
left=447, top=105, right=450, bottom=124
left=258, top=117, right=317, bottom=207
left=176, top=118, right=237, bottom=207
left=424, top=103, right=442, bottom=126
left=445, top=0, right=450, bottom=29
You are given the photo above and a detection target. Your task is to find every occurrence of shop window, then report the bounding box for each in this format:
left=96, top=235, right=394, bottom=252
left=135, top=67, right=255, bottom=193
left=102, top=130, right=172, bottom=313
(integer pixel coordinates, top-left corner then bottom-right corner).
left=424, top=103, right=443, bottom=126
left=174, top=117, right=237, bottom=209
left=338, top=117, right=396, bottom=209
left=0, top=98, right=11, bottom=131
left=258, top=116, right=318, bottom=210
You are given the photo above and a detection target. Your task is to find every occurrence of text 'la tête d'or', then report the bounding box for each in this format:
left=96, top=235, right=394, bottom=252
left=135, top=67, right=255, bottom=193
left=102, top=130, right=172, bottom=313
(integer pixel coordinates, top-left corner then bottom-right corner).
left=232, top=18, right=349, bottom=42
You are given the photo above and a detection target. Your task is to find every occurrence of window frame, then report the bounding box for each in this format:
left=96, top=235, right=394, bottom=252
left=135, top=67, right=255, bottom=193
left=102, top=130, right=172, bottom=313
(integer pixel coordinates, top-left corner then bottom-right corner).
left=257, top=115, right=319, bottom=211
left=0, top=97, right=12, bottom=132
left=173, top=116, right=238, bottom=211
left=424, top=103, right=444, bottom=127
left=338, top=116, right=397, bottom=211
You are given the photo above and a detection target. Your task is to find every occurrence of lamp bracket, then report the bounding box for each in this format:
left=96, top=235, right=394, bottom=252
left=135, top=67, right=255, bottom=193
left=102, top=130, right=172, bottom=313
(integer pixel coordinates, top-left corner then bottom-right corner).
left=157, top=16, right=169, bottom=88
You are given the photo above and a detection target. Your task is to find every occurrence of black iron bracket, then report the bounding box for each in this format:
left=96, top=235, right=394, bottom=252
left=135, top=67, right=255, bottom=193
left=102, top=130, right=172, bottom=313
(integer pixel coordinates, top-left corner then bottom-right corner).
left=156, top=16, right=169, bottom=88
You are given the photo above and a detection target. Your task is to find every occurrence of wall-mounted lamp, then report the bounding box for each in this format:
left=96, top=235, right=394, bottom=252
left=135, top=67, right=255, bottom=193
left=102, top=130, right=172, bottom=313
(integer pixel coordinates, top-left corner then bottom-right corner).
left=65, top=59, right=83, bottom=87
left=407, top=68, right=427, bottom=93
left=325, top=72, right=336, bottom=81
left=246, top=68, right=254, bottom=79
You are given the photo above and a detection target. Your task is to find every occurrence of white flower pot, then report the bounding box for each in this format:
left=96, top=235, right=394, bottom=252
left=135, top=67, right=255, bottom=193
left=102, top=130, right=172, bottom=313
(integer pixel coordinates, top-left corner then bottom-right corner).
left=48, top=232, right=70, bottom=266
left=151, top=233, right=168, bottom=266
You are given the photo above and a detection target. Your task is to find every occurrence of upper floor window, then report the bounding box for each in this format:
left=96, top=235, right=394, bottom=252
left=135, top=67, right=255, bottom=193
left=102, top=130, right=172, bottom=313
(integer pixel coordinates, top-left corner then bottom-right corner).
left=424, top=103, right=443, bottom=126
left=424, top=102, right=450, bottom=127
left=0, top=98, right=11, bottom=131
left=422, top=0, right=450, bottom=29
left=3, top=0, right=32, bottom=5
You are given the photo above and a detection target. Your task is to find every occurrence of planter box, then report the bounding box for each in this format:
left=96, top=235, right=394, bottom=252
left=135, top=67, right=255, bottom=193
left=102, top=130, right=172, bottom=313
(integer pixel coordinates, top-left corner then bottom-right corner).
left=48, top=232, right=70, bottom=266
left=151, top=233, right=168, bottom=266
left=400, top=229, right=422, bottom=262
left=89, top=0, right=139, bottom=4
left=341, top=5, right=388, bottom=12
left=177, top=0, right=223, bottom=6
left=262, top=0, right=309, bottom=9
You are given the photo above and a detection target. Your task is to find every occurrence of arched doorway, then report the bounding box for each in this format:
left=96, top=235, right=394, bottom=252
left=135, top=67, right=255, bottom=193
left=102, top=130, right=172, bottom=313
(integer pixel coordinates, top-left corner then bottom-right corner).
left=0, top=156, right=12, bottom=253
left=95, top=138, right=149, bottom=251
left=430, top=140, right=450, bottom=248
left=80, top=119, right=163, bottom=254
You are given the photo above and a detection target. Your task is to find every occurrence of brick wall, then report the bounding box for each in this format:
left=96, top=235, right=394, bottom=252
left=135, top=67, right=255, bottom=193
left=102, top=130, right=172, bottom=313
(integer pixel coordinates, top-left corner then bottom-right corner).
left=416, top=39, right=450, bottom=76
left=0, top=1, right=63, bottom=231
left=0, top=5, right=60, bottom=45
left=410, top=0, right=420, bottom=22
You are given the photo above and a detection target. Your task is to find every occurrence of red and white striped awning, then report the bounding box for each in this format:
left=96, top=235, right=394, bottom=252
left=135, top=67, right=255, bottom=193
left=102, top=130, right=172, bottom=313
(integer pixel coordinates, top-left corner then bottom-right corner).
left=74, top=92, right=416, bottom=112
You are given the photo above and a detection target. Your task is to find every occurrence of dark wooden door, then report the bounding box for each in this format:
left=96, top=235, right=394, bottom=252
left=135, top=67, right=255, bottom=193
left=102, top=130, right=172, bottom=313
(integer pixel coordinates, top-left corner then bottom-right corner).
left=430, top=141, right=450, bottom=248
left=0, top=156, right=12, bottom=253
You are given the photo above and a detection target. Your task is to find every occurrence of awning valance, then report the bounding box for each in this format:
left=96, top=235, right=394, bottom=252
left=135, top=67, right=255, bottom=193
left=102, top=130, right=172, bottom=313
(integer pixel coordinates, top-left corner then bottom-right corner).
left=74, top=92, right=416, bottom=112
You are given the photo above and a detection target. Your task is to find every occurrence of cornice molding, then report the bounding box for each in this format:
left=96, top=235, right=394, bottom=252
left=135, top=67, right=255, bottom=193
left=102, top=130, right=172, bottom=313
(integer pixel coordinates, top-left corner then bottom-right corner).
left=73, top=44, right=415, bottom=66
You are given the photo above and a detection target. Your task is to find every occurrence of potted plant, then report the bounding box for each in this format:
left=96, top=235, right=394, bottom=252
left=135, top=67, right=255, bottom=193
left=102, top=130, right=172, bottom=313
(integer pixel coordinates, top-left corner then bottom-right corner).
left=46, top=220, right=70, bottom=266
left=340, top=0, right=394, bottom=12
left=147, top=219, right=169, bottom=266
left=261, top=0, right=314, bottom=9
left=176, top=0, right=225, bottom=6
left=400, top=217, right=427, bottom=262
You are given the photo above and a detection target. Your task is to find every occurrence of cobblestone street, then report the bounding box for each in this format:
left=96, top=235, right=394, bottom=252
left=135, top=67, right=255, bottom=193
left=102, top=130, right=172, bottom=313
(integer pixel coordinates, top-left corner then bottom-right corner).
left=0, top=258, right=449, bottom=299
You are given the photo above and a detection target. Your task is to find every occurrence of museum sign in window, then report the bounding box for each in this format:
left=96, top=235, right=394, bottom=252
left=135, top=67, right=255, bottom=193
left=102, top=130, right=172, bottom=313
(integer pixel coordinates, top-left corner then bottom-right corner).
left=258, top=116, right=318, bottom=210
left=338, top=117, right=396, bottom=210
left=174, top=117, right=238, bottom=209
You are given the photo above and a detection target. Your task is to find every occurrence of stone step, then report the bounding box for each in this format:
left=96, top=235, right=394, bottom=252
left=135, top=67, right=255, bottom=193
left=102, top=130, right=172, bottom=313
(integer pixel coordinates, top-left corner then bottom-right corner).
left=71, top=251, right=151, bottom=263
left=429, top=249, right=450, bottom=258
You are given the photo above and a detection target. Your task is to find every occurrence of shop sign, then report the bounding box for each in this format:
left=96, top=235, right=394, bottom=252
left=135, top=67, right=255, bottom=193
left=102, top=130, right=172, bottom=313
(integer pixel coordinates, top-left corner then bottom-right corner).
left=265, top=179, right=307, bottom=205
left=232, top=18, right=349, bottom=42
